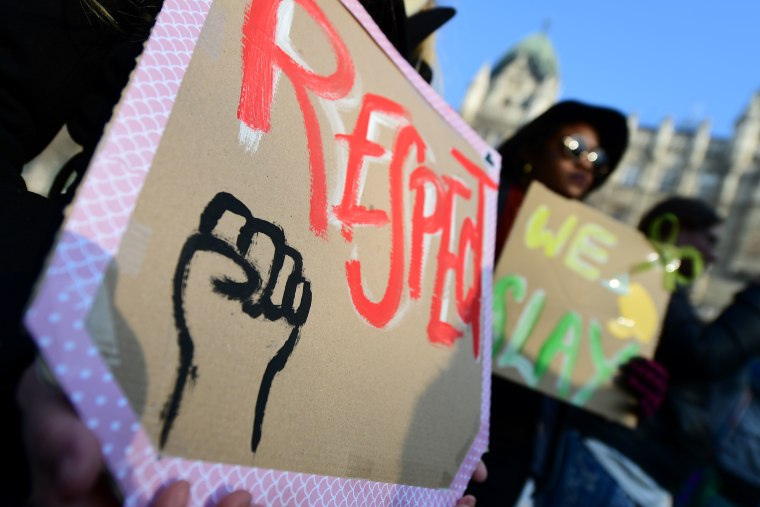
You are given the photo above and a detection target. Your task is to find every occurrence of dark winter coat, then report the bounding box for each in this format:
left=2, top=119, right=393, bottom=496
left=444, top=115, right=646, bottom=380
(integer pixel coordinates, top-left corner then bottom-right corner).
left=0, top=3, right=158, bottom=503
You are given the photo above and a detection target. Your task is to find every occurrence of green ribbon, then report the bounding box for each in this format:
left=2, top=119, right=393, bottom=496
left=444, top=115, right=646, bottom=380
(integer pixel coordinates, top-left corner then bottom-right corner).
left=633, top=213, right=704, bottom=291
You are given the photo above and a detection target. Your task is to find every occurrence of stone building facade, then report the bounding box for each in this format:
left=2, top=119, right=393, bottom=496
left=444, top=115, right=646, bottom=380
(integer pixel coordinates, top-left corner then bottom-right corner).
left=460, top=32, right=559, bottom=146
left=462, top=31, right=760, bottom=314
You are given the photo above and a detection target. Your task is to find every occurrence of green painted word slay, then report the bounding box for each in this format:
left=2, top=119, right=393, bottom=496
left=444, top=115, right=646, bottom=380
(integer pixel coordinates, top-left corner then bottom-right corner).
left=492, top=274, right=640, bottom=405
left=493, top=204, right=638, bottom=405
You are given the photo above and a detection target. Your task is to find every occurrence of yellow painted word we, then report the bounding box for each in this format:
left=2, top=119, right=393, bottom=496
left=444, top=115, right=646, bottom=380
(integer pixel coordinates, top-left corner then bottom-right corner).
left=524, top=204, right=617, bottom=282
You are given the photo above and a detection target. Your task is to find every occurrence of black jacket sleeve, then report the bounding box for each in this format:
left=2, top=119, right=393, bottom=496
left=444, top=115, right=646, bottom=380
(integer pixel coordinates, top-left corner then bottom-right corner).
left=656, top=284, right=760, bottom=382
left=0, top=3, right=158, bottom=504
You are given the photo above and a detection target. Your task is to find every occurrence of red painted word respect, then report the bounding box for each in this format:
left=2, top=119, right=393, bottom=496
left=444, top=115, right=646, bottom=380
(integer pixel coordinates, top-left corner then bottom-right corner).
left=239, top=0, right=496, bottom=358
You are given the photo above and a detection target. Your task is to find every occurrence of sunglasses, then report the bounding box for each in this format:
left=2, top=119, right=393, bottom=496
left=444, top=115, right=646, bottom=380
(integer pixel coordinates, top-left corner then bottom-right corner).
left=562, top=134, right=610, bottom=176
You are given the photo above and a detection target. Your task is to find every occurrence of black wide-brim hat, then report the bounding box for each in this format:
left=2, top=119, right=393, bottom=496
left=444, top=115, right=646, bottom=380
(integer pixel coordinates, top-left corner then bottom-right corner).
left=497, top=100, right=629, bottom=193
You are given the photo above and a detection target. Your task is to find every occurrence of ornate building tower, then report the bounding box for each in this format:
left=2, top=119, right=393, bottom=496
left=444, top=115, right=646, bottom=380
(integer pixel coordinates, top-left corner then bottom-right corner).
left=460, top=32, right=560, bottom=147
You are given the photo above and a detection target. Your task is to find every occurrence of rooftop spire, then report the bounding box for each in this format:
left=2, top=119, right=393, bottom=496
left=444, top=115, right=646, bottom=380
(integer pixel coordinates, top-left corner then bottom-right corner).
left=541, top=17, right=552, bottom=34
left=491, top=31, right=559, bottom=81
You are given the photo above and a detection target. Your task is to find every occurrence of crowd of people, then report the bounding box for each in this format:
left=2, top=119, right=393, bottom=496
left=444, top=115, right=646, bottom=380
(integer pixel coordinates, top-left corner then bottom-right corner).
left=463, top=100, right=760, bottom=507
left=2, top=1, right=760, bottom=506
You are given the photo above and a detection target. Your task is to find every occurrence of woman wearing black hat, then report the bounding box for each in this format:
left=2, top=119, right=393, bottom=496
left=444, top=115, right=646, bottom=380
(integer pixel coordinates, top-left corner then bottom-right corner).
left=493, top=100, right=629, bottom=260
left=468, top=100, right=670, bottom=506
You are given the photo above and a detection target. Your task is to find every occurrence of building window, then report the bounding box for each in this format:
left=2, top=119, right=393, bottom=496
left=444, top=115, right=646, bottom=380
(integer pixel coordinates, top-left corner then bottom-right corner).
left=486, top=131, right=501, bottom=146
left=660, top=169, right=680, bottom=193
left=745, top=232, right=760, bottom=257
left=610, top=206, right=629, bottom=223
left=620, top=165, right=641, bottom=187
left=698, top=172, right=720, bottom=200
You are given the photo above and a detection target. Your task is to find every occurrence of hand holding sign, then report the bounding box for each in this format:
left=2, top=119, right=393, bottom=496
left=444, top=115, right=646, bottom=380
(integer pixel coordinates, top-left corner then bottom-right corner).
left=17, top=363, right=258, bottom=507
left=618, top=357, right=669, bottom=419
left=160, top=192, right=312, bottom=454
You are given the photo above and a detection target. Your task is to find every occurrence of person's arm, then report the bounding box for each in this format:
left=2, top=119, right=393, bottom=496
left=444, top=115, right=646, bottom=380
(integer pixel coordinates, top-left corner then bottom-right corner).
left=656, top=284, right=760, bottom=382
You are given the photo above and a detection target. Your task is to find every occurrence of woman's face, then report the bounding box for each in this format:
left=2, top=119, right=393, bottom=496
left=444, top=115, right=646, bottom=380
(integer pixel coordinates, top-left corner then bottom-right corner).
left=528, top=122, right=606, bottom=199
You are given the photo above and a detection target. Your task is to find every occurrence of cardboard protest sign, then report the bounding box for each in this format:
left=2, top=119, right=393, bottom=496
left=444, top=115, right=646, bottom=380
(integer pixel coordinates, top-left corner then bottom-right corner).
left=24, top=0, right=499, bottom=505
left=492, top=182, right=670, bottom=425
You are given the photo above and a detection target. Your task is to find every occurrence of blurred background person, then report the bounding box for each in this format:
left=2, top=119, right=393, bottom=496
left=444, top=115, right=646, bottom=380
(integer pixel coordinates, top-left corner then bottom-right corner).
left=532, top=197, right=760, bottom=507
left=637, top=198, right=760, bottom=507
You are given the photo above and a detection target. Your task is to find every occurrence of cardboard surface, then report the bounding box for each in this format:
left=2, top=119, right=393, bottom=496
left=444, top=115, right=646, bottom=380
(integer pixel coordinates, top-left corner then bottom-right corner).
left=25, top=0, right=499, bottom=504
left=492, top=182, right=670, bottom=425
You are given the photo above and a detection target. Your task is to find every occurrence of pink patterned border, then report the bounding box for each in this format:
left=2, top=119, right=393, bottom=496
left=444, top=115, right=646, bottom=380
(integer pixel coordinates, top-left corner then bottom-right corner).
left=25, top=0, right=498, bottom=505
